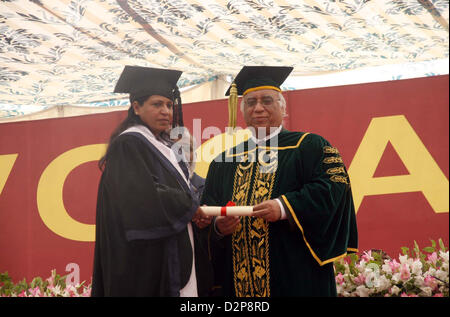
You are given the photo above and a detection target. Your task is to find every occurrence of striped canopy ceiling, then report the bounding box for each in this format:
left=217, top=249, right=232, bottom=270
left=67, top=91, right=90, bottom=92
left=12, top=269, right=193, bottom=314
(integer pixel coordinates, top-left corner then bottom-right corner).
left=0, top=0, right=448, bottom=118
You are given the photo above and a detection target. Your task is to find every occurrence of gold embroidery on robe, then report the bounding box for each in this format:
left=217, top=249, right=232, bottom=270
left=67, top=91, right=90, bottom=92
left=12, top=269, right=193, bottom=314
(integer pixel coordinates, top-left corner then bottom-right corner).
left=330, top=174, right=349, bottom=184
left=231, top=161, right=254, bottom=296
left=231, top=150, right=277, bottom=297
left=322, top=146, right=350, bottom=184
left=323, top=156, right=343, bottom=164
left=326, top=166, right=346, bottom=175
left=323, top=146, right=339, bottom=154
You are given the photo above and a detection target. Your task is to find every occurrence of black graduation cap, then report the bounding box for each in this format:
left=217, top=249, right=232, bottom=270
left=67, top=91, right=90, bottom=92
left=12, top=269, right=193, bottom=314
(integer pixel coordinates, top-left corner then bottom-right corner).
left=225, top=66, right=294, bottom=96
left=114, top=65, right=182, bottom=100
left=114, top=65, right=184, bottom=127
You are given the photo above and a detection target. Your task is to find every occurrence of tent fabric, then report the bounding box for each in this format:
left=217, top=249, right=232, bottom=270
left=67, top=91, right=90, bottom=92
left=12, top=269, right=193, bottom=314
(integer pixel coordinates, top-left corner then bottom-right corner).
left=0, top=0, right=448, bottom=119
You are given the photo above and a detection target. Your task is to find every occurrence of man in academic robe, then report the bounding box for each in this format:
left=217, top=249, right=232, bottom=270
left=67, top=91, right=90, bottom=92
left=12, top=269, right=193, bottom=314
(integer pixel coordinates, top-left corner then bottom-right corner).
left=92, top=66, right=213, bottom=297
left=202, top=66, right=358, bottom=297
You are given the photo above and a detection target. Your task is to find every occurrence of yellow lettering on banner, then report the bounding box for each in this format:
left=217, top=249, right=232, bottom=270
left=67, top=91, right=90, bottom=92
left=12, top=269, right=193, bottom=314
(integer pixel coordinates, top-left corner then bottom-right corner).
left=195, top=129, right=251, bottom=178
left=37, top=144, right=106, bottom=241
left=0, top=154, right=18, bottom=196
left=348, top=115, right=449, bottom=214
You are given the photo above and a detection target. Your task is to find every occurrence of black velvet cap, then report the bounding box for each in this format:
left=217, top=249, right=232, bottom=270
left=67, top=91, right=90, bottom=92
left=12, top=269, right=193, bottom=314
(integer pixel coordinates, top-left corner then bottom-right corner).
left=225, top=66, right=293, bottom=96
left=113, top=65, right=182, bottom=100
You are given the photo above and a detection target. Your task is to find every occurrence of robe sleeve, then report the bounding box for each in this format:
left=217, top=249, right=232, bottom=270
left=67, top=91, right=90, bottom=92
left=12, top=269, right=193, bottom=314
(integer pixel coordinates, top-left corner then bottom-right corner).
left=104, top=134, right=198, bottom=241
left=279, top=133, right=358, bottom=266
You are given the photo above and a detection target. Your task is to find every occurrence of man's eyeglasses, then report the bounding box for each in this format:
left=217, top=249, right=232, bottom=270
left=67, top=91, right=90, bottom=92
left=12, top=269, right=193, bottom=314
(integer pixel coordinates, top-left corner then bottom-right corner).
left=244, top=96, right=279, bottom=108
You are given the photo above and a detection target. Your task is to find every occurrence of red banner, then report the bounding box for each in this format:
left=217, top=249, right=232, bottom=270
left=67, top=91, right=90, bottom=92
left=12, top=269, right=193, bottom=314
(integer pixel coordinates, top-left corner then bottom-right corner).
left=0, top=75, right=448, bottom=284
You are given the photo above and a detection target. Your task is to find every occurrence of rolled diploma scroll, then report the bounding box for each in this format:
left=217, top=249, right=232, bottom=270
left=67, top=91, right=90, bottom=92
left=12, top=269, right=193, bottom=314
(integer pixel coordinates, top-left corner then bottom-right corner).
left=201, top=206, right=254, bottom=217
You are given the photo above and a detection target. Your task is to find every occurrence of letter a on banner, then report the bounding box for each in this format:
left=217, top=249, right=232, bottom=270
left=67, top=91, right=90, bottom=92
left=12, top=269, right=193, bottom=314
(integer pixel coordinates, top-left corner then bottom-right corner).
left=348, top=115, right=449, bottom=214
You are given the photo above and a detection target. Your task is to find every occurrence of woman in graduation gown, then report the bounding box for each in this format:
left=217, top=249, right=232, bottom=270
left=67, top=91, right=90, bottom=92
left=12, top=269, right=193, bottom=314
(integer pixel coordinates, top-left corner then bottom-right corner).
left=91, top=66, right=213, bottom=297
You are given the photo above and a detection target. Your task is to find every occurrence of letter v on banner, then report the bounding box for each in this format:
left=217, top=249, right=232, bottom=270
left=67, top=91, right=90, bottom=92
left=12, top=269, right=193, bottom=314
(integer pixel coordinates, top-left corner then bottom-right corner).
left=0, top=154, right=18, bottom=196
left=348, top=115, right=449, bottom=214
left=37, top=144, right=106, bottom=241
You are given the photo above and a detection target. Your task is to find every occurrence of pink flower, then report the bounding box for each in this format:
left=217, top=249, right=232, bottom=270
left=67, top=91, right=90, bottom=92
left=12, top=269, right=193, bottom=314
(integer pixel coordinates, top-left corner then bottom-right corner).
left=362, top=250, right=372, bottom=262
left=401, top=292, right=418, bottom=297
left=344, top=256, right=352, bottom=265
left=65, top=285, right=78, bottom=297
left=28, top=287, right=42, bottom=297
left=336, top=272, right=345, bottom=285
left=427, top=252, right=438, bottom=265
left=68, top=289, right=77, bottom=297
left=424, top=275, right=438, bottom=290
left=400, top=263, right=411, bottom=281
left=354, top=273, right=366, bottom=285
left=389, top=259, right=401, bottom=273
left=18, top=290, right=27, bottom=297
left=433, top=293, right=444, bottom=297
left=46, top=276, right=55, bottom=287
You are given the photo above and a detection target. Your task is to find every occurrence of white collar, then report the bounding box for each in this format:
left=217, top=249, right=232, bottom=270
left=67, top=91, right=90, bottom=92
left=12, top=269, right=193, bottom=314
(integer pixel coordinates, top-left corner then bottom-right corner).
left=249, top=125, right=283, bottom=145
left=120, top=125, right=189, bottom=185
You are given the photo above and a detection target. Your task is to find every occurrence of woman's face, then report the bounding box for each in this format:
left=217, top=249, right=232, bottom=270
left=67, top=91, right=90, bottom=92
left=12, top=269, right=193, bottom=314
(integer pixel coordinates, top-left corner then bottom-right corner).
left=133, top=95, right=173, bottom=135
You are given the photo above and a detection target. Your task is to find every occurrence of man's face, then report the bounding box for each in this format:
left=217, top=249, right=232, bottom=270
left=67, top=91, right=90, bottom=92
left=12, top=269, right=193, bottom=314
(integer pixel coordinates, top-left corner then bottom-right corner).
left=242, top=89, right=283, bottom=136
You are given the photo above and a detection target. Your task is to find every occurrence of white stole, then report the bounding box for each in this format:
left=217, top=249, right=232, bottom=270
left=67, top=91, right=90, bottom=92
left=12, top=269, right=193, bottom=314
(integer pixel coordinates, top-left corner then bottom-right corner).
left=121, top=125, right=198, bottom=297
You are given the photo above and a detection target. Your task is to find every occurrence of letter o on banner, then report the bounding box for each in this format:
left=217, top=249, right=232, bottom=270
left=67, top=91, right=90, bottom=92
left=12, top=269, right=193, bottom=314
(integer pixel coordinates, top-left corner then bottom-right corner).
left=37, top=144, right=106, bottom=242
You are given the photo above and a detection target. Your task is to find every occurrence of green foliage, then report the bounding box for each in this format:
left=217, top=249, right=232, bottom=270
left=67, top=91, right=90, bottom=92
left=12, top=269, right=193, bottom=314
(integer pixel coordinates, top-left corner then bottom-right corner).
left=0, top=269, right=89, bottom=297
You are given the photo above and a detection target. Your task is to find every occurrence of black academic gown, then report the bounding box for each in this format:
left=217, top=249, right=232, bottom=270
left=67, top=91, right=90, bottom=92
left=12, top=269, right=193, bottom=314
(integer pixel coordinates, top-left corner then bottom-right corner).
left=202, top=129, right=358, bottom=297
left=92, top=128, right=213, bottom=297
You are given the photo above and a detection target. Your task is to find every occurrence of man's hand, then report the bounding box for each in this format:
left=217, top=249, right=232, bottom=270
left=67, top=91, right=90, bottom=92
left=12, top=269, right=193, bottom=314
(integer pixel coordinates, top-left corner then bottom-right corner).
left=215, top=216, right=240, bottom=236
left=252, top=200, right=281, bottom=222
left=192, top=206, right=212, bottom=229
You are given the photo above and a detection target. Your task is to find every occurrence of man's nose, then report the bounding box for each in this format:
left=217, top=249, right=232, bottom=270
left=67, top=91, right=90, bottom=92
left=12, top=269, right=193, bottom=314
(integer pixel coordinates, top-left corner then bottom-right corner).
left=254, top=102, right=265, bottom=111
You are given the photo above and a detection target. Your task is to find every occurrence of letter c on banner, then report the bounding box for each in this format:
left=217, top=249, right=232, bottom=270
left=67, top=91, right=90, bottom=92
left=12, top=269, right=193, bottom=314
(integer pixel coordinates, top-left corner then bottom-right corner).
left=37, top=144, right=106, bottom=242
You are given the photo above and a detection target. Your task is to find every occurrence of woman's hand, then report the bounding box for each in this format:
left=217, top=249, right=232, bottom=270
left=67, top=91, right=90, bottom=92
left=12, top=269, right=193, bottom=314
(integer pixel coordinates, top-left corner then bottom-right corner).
left=192, top=206, right=212, bottom=229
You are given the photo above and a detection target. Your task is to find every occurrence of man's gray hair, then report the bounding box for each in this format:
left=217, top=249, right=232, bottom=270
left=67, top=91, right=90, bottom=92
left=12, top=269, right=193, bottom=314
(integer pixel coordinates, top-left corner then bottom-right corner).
left=240, top=91, right=287, bottom=117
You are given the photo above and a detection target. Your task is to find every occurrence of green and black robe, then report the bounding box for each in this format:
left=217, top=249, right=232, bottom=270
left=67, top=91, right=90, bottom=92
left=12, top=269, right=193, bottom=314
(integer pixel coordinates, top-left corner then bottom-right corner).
left=202, top=129, right=358, bottom=297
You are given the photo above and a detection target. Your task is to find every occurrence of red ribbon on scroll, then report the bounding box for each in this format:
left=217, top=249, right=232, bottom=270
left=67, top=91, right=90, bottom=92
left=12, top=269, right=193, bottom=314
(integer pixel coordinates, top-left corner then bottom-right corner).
left=220, top=201, right=236, bottom=216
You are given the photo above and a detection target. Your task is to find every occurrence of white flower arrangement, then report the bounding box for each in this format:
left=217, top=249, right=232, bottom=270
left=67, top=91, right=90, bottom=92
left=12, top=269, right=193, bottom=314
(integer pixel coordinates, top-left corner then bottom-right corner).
left=1, top=239, right=448, bottom=297
left=335, top=239, right=449, bottom=297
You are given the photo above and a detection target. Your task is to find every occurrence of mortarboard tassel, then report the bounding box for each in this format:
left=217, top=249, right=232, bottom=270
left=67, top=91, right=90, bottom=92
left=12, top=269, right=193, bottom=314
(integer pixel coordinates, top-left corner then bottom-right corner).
left=228, top=82, right=238, bottom=132
left=173, top=87, right=184, bottom=128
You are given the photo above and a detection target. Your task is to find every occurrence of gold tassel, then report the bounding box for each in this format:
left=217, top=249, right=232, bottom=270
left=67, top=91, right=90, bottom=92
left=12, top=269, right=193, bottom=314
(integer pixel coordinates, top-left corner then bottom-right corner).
left=228, top=82, right=238, bottom=132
